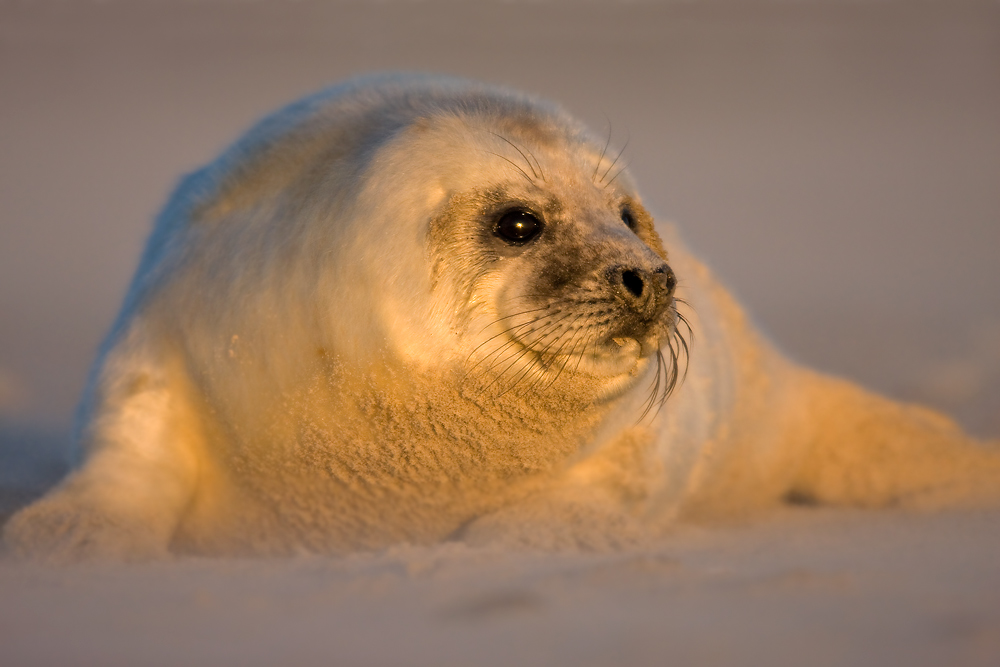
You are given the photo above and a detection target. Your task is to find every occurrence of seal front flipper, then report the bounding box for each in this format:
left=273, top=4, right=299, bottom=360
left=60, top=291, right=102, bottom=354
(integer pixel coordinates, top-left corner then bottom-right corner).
left=2, top=323, right=200, bottom=562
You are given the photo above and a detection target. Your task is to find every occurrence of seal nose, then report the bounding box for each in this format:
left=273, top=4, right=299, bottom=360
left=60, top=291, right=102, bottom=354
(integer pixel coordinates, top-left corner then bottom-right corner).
left=608, top=262, right=676, bottom=315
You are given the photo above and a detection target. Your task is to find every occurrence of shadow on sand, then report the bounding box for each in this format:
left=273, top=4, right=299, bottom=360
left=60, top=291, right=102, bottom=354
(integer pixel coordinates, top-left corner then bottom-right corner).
left=0, top=422, right=72, bottom=526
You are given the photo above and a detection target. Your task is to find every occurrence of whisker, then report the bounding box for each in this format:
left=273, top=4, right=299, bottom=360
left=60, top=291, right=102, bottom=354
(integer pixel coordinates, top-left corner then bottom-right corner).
left=489, top=132, right=539, bottom=180
left=482, top=312, right=574, bottom=393
left=476, top=305, right=554, bottom=335
left=537, top=312, right=592, bottom=390
left=599, top=134, right=630, bottom=183
left=674, top=327, right=691, bottom=382
left=634, top=298, right=694, bottom=422
left=483, top=315, right=563, bottom=370
left=469, top=314, right=550, bottom=363
left=637, top=350, right=665, bottom=422
left=593, top=118, right=613, bottom=181
left=666, top=339, right=680, bottom=395
left=483, top=150, right=534, bottom=185
left=520, top=140, right=546, bottom=183
left=675, top=309, right=694, bottom=347
left=468, top=290, right=694, bottom=414
left=603, top=160, right=630, bottom=189
left=495, top=314, right=577, bottom=395
left=571, top=326, right=598, bottom=376
left=518, top=317, right=577, bottom=393
left=464, top=311, right=561, bottom=381
left=513, top=308, right=594, bottom=394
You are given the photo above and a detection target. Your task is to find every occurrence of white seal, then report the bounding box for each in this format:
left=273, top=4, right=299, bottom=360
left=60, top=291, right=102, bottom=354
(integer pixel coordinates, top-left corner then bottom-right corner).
left=5, top=74, right=999, bottom=559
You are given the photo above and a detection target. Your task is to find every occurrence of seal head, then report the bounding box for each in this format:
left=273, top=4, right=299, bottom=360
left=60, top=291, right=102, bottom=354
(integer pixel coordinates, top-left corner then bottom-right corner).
left=343, top=93, right=685, bottom=411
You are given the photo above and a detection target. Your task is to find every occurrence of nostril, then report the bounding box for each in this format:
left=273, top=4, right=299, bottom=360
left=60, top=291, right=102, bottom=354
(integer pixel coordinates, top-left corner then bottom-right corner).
left=622, top=270, right=644, bottom=298
left=654, top=264, right=677, bottom=294
left=664, top=268, right=676, bottom=294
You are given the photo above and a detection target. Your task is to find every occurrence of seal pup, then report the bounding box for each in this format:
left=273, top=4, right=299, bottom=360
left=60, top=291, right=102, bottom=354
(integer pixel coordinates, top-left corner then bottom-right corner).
left=5, top=74, right=999, bottom=559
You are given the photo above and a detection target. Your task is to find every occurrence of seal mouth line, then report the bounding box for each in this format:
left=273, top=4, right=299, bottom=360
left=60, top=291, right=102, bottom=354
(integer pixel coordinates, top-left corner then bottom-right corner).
left=513, top=309, right=609, bottom=396
left=464, top=306, right=561, bottom=382
left=479, top=309, right=586, bottom=396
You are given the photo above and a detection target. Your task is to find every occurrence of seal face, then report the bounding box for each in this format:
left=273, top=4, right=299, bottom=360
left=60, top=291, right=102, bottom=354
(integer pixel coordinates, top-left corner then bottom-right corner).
left=428, top=150, right=681, bottom=402
left=5, top=74, right=999, bottom=560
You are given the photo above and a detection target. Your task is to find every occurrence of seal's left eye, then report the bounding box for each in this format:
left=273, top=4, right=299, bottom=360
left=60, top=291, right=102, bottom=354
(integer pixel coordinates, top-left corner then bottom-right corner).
left=495, top=210, right=542, bottom=244
left=621, top=207, right=638, bottom=230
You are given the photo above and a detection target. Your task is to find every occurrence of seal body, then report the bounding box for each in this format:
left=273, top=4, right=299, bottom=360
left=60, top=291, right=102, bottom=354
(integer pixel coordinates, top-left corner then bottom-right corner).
left=6, top=75, right=999, bottom=559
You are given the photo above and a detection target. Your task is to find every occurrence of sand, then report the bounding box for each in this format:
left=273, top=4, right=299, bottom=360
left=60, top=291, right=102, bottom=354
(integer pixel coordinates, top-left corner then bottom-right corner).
left=3, top=508, right=1000, bottom=666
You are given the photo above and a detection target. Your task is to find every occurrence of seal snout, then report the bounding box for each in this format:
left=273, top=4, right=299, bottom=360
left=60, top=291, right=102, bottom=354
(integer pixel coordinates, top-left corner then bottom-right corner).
left=608, top=262, right=676, bottom=320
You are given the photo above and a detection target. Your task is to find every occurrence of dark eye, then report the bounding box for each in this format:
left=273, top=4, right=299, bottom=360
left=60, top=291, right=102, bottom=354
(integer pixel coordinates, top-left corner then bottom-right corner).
left=621, top=207, right=638, bottom=230
left=494, top=210, right=543, bottom=244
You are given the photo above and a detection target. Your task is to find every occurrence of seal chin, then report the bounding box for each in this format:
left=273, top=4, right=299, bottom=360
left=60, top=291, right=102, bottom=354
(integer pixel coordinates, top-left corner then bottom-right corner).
left=558, top=335, right=657, bottom=380
left=567, top=328, right=678, bottom=403
left=584, top=350, right=658, bottom=403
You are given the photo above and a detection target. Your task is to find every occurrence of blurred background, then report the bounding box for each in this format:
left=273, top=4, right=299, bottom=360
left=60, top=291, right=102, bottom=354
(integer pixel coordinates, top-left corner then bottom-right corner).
left=2, top=0, right=998, bottom=494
